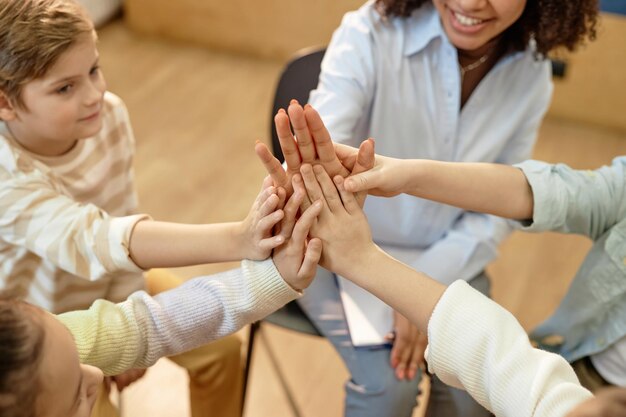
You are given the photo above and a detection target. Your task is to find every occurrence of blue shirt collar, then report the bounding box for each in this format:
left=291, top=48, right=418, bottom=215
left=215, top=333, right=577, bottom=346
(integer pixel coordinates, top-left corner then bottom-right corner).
left=401, top=4, right=529, bottom=65
left=403, top=3, right=445, bottom=57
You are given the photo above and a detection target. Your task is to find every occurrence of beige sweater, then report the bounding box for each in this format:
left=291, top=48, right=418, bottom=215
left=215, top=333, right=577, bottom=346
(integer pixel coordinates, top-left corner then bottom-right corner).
left=0, top=92, right=147, bottom=313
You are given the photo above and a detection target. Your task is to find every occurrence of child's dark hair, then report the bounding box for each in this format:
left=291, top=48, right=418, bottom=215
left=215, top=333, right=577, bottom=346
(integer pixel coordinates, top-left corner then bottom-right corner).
left=0, top=0, right=94, bottom=109
left=0, top=299, right=45, bottom=417
left=374, top=0, right=598, bottom=55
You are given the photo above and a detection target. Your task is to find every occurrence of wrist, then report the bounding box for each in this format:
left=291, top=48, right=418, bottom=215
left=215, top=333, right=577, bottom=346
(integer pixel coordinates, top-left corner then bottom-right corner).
left=403, top=159, right=428, bottom=196
left=336, top=242, right=383, bottom=280
left=229, top=221, right=247, bottom=259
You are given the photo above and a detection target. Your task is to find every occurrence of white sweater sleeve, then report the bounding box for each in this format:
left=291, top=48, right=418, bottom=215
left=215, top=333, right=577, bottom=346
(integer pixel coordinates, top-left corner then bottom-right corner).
left=425, top=281, right=592, bottom=417
left=60, top=259, right=300, bottom=375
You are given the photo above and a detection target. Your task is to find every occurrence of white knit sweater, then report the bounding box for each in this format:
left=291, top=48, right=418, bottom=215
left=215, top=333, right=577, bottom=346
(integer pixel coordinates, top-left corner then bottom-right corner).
left=426, top=281, right=593, bottom=417
left=59, top=259, right=300, bottom=376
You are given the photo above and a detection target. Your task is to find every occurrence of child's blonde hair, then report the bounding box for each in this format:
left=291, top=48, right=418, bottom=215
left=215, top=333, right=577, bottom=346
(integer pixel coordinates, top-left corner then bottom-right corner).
left=0, top=0, right=94, bottom=109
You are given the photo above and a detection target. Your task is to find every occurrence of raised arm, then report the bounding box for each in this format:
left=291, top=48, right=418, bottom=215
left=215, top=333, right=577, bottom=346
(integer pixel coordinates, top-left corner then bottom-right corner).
left=59, top=188, right=323, bottom=375
left=340, top=151, right=534, bottom=221
left=128, top=176, right=287, bottom=268
left=297, top=165, right=594, bottom=417
left=274, top=102, right=534, bottom=221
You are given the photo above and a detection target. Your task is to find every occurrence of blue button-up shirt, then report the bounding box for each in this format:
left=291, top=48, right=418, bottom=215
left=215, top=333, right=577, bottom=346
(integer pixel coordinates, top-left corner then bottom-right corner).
left=519, top=158, right=626, bottom=382
left=308, top=0, right=552, bottom=340
left=310, top=1, right=552, bottom=281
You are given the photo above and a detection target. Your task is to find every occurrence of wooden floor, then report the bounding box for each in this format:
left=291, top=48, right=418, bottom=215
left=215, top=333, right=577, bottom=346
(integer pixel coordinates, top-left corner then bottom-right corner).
left=96, top=19, right=626, bottom=417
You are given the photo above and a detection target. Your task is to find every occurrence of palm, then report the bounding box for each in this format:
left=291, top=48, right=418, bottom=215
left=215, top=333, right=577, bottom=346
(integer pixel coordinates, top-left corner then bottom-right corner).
left=257, top=101, right=374, bottom=204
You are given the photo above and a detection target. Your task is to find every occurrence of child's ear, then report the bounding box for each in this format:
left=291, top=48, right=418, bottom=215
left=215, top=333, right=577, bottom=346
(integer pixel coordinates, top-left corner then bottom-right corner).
left=0, top=91, right=17, bottom=121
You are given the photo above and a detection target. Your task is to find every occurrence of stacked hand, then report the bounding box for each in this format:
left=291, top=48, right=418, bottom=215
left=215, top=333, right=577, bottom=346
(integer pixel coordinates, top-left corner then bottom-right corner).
left=255, top=100, right=375, bottom=206
left=271, top=174, right=323, bottom=291
left=239, top=175, right=288, bottom=261
left=566, top=387, right=626, bottom=417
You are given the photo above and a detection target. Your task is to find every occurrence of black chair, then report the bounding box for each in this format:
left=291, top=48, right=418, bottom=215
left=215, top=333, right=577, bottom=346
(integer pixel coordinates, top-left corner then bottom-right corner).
left=241, top=46, right=326, bottom=417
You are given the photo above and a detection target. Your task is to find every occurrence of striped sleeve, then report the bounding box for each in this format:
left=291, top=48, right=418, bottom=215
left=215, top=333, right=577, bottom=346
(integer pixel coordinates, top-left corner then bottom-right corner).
left=0, top=164, right=148, bottom=279
left=58, top=259, right=301, bottom=375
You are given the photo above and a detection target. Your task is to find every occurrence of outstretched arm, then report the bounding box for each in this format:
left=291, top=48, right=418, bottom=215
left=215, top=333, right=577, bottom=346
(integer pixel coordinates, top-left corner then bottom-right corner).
left=279, top=103, right=534, bottom=221
left=128, top=176, right=288, bottom=268
left=298, top=166, right=595, bottom=417
left=59, top=188, right=323, bottom=375
left=337, top=146, right=534, bottom=221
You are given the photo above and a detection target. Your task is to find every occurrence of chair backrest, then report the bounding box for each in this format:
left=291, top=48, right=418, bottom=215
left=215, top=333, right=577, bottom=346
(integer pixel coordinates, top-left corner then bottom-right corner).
left=260, top=46, right=327, bottom=338
left=270, top=46, right=326, bottom=162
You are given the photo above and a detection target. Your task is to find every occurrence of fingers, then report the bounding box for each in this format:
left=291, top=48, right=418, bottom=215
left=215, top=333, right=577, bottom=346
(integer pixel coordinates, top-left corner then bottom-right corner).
left=255, top=142, right=289, bottom=190
left=261, top=174, right=273, bottom=191
left=300, top=164, right=325, bottom=210
left=278, top=185, right=304, bottom=240
left=406, top=335, right=426, bottom=380
left=304, top=104, right=349, bottom=177
left=276, top=186, right=287, bottom=210
left=570, top=388, right=626, bottom=417
left=274, top=108, right=302, bottom=174
left=257, top=187, right=279, bottom=218
left=333, top=176, right=360, bottom=215
left=291, top=202, right=323, bottom=290
left=390, top=331, right=417, bottom=380
left=298, top=238, right=322, bottom=282
left=256, top=209, right=286, bottom=250
left=334, top=142, right=359, bottom=164
left=113, top=368, right=147, bottom=392
left=313, top=165, right=343, bottom=213
left=257, top=235, right=286, bottom=252
left=390, top=313, right=421, bottom=381
left=292, top=200, right=322, bottom=245
left=292, top=173, right=312, bottom=212
left=288, top=100, right=317, bottom=164
left=352, top=138, right=376, bottom=174
left=344, top=169, right=375, bottom=193
left=350, top=139, right=375, bottom=206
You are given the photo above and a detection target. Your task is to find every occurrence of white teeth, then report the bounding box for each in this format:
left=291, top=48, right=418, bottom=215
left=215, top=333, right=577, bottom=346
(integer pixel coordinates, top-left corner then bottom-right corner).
left=454, top=11, right=484, bottom=26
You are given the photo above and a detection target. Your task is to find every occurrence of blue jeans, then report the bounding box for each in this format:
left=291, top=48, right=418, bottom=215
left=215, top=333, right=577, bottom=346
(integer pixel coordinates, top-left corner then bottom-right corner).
left=297, top=268, right=493, bottom=417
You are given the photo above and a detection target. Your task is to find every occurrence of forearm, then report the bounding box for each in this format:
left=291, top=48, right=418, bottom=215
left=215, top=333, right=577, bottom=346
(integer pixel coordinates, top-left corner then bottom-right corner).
left=405, top=160, right=534, bottom=221
left=61, top=259, right=300, bottom=375
left=129, top=220, right=245, bottom=269
left=340, top=245, right=446, bottom=332
left=427, top=281, right=591, bottom=416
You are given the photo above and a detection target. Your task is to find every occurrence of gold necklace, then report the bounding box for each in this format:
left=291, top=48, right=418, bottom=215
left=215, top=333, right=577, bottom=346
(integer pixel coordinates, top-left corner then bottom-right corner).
left=459, top=53, right=489, bottom=83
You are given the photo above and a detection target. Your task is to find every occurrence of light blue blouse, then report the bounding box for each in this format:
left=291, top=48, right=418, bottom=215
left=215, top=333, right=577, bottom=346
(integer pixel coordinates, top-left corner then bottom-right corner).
left=310, top=1, right=553, bottom=285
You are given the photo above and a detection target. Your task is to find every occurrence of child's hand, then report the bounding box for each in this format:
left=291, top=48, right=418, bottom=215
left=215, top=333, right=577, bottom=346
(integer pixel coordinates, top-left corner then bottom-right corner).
left=238, top=176, right=288, bottom=260
left=388, top=312, right=426, bottom=381
left=566, top=387, right=626, bottom=417
left=298, top=163, right=376, bottom=276
left=109, top=368, right=147, bottom=392
left=272, top=177, right=323, bottom=291
left=337, top=143, right=409, bottom=198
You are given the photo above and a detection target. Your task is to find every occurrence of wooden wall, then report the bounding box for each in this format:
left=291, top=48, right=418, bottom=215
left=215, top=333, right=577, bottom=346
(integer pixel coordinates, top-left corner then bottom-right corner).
left=124, top=1, right=626, bottom=131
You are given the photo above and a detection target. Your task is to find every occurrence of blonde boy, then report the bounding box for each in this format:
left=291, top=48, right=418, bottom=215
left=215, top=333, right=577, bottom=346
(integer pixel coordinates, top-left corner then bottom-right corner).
left=0, top=1, right=283, bottom=415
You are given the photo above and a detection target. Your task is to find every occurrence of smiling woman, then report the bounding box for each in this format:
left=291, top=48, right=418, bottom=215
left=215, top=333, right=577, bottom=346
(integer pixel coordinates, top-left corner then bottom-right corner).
left=293, top=0, right=600, bottom=416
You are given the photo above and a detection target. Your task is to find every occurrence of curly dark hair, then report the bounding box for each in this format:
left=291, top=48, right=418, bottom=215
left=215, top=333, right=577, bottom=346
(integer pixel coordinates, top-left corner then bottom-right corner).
left=374, top=0, right=598, bottom=55
left=0, top=299, right=45, bottom=417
